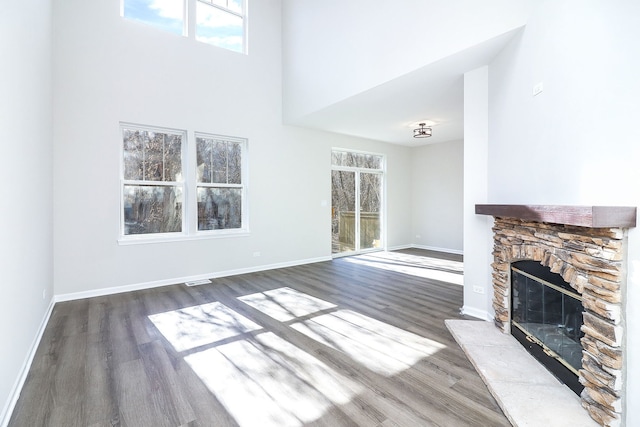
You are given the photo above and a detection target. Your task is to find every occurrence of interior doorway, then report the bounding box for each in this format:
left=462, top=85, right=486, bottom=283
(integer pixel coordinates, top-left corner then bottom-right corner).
left=331, top=150, right=384, bottom=256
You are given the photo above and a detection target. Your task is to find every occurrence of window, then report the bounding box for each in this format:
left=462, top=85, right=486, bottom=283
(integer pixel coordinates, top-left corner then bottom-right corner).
left=122, top=0, right=185, bottom=35
left=121, top=124, right=186, bottom=236
left=120, top=125, right=248, bottom=242
left=196, top=134, right=246, bottom=231
left=196, top=0, right=245, bottom=53
left=121, top=0, right=247, bottom=54
left=331, top=150, right=383, bottom=170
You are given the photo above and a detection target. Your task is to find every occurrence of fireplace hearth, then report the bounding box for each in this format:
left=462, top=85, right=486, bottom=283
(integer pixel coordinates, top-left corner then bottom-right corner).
left=476, top=205, right=636, bottom=427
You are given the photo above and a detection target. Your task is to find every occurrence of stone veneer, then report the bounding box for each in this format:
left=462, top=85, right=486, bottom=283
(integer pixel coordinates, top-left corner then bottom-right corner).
left=490, top=217, right=625, bottom=427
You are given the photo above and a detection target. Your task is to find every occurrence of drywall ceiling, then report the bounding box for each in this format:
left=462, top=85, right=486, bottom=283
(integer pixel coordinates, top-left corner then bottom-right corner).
left=291, top=29, right=522, bottom=146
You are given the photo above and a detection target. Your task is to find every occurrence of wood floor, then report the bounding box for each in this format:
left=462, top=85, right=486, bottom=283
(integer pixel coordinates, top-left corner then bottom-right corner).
left=9, top=249, right=510, bottom=427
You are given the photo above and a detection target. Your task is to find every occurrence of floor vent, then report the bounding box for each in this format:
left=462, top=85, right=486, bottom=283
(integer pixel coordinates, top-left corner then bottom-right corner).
left=184, top=279, right=212, bottom=287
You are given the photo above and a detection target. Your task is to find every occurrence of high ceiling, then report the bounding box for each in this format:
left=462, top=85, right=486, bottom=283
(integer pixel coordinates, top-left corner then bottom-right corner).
left=291, top=29, right=522, bottom=146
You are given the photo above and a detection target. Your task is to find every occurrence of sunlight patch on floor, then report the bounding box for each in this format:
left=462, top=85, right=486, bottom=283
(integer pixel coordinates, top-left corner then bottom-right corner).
left=343, top=252, right=464, bottom=285
left=149, top=301, right=262, bottom=352
left=366, top=251, right=463, bottom=272
left=238, top=287, right=337, bottom=321
left=150, top=287, right=446, bottom=426
left=185, top=331, right=362, bottom=427
left=291, top=309, right=446, bottom=376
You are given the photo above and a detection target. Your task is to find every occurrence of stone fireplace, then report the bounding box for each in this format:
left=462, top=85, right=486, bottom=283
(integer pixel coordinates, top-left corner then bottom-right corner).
left=476, top=205, right=636, bottom=427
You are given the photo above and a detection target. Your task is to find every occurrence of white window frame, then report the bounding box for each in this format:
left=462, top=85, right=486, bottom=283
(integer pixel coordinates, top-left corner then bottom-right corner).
left=119, top=123, right=188, bottom=242
left=120, top=0, right=248, bottom=54
left=194, top=132, right=249, bottom=236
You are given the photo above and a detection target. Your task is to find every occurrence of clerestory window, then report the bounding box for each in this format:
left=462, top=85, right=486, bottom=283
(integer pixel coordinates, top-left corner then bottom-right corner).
left=121, top=0, right=247, bottom=54
left=196, top=0, right=245, bottom=53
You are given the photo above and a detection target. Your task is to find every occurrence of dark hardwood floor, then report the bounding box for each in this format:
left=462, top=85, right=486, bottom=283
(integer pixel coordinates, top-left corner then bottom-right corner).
left=9, top=249, right=509, bottom=427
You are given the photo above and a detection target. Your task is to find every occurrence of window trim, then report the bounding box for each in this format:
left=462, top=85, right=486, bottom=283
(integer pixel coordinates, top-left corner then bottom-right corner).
left=197, top=0, right=244, bottom=19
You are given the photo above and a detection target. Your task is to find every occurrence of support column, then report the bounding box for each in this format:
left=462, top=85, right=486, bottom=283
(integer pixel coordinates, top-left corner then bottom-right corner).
left=462, top=66, right=493, bottom=320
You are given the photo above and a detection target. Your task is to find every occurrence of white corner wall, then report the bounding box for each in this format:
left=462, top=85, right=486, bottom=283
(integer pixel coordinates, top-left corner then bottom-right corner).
left=411, top=140, right=463, bottom=253
left=487, top=1, right=640, bottom=424
left=282, top=0, right=535, bottom=122
left=52, top=0, right=414, bottom=297
left=0, top=0, right=54, bottom=424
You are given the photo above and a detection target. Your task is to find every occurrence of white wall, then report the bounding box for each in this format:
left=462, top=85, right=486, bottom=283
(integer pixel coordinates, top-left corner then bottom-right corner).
left=282, top=0, right=534, bottom=123
left=0, top=0, right=54, bottom=423
left=411, top=140, right=463, bottom=253
left=484, top=1, right=640, bottom=424
left=52, top=0, right=413, bottom=296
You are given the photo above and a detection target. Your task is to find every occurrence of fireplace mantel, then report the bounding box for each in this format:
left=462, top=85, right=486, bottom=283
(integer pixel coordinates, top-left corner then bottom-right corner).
left=475, top=204, right=637, bottom=228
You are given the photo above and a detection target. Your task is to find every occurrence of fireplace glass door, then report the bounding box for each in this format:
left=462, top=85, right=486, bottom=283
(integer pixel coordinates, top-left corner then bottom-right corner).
left=511, top=261, right=584, bottom=393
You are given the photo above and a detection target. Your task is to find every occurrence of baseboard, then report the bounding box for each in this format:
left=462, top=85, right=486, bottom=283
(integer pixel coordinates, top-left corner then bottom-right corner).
left=460, top=305, right=493, bottom=321
left=411, top=244, right=463, bottom=255
left=55, top=255, right=332, bottom=303
left=0, top=298, right=55, bottom=427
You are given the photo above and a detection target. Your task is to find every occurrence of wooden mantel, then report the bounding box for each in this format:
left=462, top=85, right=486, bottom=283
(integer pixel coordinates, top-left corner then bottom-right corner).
left=475, top=204, right=637, bottom=228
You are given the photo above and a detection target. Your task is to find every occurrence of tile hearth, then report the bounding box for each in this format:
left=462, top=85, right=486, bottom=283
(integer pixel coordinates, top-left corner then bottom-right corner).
left=446, top=319, right=597, bottom=427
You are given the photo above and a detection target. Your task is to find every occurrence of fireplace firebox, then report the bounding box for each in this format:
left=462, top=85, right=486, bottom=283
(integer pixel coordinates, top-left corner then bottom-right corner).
left=510, top=260, right=584, bottom=395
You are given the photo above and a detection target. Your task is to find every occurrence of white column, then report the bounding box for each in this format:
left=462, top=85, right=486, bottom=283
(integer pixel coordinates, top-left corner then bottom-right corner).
left=462, top=66, right=493, bottom=320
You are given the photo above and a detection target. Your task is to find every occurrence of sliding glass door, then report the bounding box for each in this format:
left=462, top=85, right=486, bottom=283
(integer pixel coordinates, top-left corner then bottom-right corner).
left=331, top=150, right=383, bottom=256
left=359, top=172, right=382, bottom=250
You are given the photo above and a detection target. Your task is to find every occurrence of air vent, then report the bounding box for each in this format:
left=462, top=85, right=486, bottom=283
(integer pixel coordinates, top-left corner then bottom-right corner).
left=184, top=279, right=212, bottom=287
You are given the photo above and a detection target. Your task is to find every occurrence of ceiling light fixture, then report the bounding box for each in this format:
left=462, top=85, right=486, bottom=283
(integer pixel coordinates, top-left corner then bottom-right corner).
left=413, top=123, right=432, bottom=138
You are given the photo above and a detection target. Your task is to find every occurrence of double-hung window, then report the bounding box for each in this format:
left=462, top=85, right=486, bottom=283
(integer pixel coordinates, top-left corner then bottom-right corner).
left=121, top=124, right=186, bottom=236
left=196, top=133, right=246, bottom=232
left=120, top=125, right=247, bottom=241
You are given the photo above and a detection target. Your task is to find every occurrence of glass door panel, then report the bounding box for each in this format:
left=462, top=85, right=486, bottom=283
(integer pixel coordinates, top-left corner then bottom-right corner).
left=359, top=172, right=381, bottom=250
left=559, top=295, right=584, bottom=370
left=331, top=170, right=356, bottom=254
left=512, top=264, right=584, bottom=372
